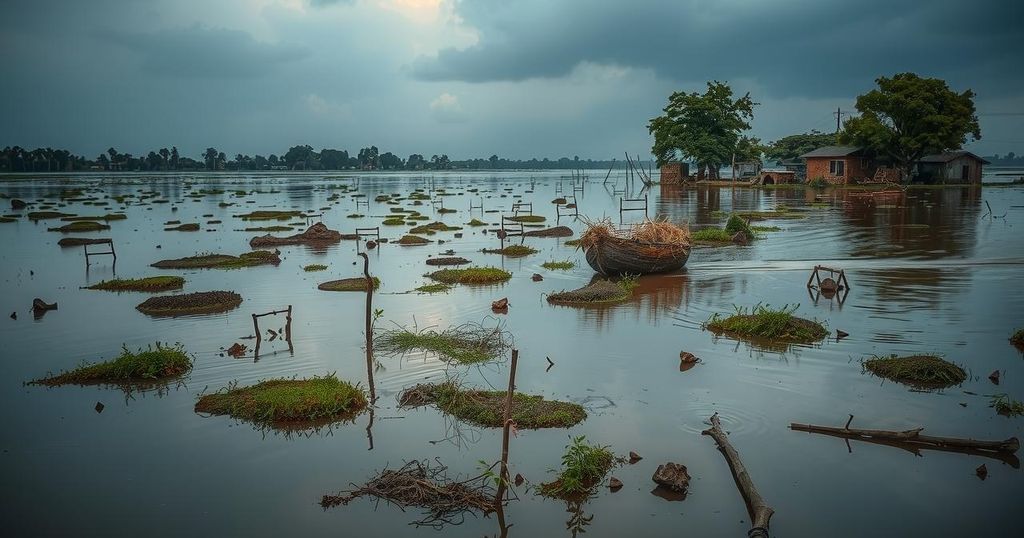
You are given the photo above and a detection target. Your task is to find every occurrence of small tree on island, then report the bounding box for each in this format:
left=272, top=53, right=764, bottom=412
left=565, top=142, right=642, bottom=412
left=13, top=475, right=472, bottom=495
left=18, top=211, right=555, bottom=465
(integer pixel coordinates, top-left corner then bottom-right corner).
left=648, top=81, right=757, bottom=180
left=841, top=73, right=980, bottom=181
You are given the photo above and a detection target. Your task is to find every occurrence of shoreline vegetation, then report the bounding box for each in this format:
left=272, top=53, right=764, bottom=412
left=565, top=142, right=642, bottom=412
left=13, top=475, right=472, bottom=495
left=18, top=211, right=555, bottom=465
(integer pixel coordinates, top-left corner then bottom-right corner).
left=29, top=343, right=192, bottom=386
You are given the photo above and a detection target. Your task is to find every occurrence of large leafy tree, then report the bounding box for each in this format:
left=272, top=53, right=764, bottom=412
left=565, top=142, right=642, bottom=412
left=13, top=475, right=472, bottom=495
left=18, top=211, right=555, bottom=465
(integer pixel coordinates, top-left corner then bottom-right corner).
left=648, top=81, right=756, bottom=179
left=765, top=130, right=837, bottom=162
left=841, top=73, right=980, bottom=179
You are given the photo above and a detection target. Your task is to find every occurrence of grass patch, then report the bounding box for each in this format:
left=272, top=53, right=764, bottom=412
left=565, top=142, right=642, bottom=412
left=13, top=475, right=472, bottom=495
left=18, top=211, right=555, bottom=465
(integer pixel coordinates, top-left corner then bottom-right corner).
left=195, top=375, right=367, bottom=426
left=428, top=267, right=511, bottom=284
left=136, top=291, right=242, bottom=316
left=47, top=221, right=109, bottom=233
left=151, top=251, right=280, bottom=269
left=399, top=381, right=586, bottom=428
left=347, top=213, right=364, bottom=218
left=30, top=343, right=192, bottom=386
left=426, top=256, right=470, bottom=266
left=87, top=276, right=185, bottom=292
left=238, top=210, right=304, bottom=221
left=28, top=211, right=75, bottom=220
left=466, top=218, right=487, bottom=226
left=414, top=283, right=453, bottom=293
left=165, top=223, right=200, bottom=231
left=318, top=277, right=379, bottom=291
left=725, top=214, right=754, bottom=236
left=541, top=260, right=575, bottom=270
left=540, top=436, right=615, bottom=498
left=396, top=234, right=431, bottom=245
left=706, top=304, right=827, bottom=344
left=547, top=277, right=638, bottom=305
left=244, top=225, right=293, bottom=232
left=863, top=354, right=966, bottom=388
left=60, top=214, right=127, bottom=222
left=482, top=244, right=538, bottom=257
left=303, top=264, right=328, bottom=272
left=507, top=214, right=546, bottom=223
left=376, top=323, right=510, bottom=364
left=991, top=394, right=1024, bottom=417
left=382, top=218, right=406, bottom=225
left=691, top=227, right=733, bottom=243
left=409, top=221, right=462, bottom=235
left=437, top=208, right=456, bottom=214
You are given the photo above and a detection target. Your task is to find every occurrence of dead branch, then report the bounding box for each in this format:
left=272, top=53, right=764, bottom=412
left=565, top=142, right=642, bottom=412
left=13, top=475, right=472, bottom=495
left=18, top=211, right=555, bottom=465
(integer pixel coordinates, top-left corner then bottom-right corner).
left=702, top=413, right=773, bottom=538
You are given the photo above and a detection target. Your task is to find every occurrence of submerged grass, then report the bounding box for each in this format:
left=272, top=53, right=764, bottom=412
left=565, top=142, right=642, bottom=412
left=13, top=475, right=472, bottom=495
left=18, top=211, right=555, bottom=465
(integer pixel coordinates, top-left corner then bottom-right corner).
left=466, top=218, right=487, bottom=226
left=376, top=323, right=511, bottom=364
left=507, top=214, right=546, bottom=223
left=318, top=277, right=380, bottom=291
left=427, top=267, right=511, bottom=284
left=399, top=381, right=586, bottom=428
left=195, top=375, right=367, bottom=426
left=30, top=343, right=192, bottom=386
left=47, top=221, right=109, bottom=233
left=541, top=259, right=575, bottom=270
left=303, top=264, right=328, bottom=272
left=547, top=277, right=638, bottom=305
left=863, top=354, right=966, bottom=388
left=482, top=244, right=538, bottom=257
left=238, top=210, right=304, bottom=221
left=396, top=234, right=431, bottom=245
left=87, top=276, right=184, bottom=292
left=706, top=303, right=827, bottom=344
left=414, top=283, right=452, bottom=293
left=540, top=436, right=616, bottom=498
left=151, top=250, right=280, bottom=269
left=991, top=394, right=1024, bottom=417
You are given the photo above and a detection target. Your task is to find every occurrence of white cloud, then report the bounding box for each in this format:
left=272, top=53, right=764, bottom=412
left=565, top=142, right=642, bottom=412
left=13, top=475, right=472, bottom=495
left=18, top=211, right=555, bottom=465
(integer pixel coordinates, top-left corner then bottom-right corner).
left=428, top=92, right=466, bottom=123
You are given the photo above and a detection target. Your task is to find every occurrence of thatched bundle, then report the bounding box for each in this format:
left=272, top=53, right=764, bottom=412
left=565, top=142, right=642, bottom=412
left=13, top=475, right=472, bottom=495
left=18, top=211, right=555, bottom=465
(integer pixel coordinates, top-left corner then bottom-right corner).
left=579, top=217, right=690, bottom=252
left=578, top=218, right=691, bottom=275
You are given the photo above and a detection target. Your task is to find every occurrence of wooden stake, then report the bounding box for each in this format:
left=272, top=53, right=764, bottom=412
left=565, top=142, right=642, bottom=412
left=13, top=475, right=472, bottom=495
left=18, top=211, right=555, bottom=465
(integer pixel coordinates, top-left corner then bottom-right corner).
left=703, top=413, right=773, bottom=537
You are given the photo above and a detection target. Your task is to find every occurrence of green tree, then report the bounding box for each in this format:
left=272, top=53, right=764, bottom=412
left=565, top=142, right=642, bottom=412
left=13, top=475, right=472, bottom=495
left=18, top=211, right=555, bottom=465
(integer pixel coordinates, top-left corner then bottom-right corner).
left=406, top=154, right=425, bottom=170
left=840, top=72, right=980, bottom=179
left=765, top=130, right=837, bottom=163
left=203, top=148, right=218, bottom=170
left=170, top=146, right=179, bottom=169
left=648, top=81, right=757, bottom=180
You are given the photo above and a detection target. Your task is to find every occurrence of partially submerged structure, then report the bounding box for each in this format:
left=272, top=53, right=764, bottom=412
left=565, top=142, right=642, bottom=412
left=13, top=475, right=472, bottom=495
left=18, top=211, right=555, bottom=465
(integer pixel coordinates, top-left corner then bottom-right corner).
left=800, top=146, right=873, bottom=184
left=916, top=151, right=989, bottom=184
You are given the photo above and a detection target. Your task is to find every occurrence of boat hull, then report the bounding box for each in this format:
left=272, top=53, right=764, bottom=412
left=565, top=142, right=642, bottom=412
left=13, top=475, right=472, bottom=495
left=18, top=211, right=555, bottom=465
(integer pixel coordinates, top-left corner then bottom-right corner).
left=584, top=239, right=690, bottom=276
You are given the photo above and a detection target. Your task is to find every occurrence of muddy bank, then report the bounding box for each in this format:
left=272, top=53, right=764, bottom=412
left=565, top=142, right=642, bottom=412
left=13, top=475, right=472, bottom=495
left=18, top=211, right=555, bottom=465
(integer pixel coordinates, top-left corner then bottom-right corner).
left=249, top=222, right=349, bottom=247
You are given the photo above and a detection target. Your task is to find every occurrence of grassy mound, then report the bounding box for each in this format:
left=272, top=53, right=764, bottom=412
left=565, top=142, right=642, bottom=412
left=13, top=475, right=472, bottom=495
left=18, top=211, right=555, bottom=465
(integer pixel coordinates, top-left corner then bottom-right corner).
left=238, top=210, right=304, bottom=221
left=725, top=214, right=754, bottom=236
left=30, top=343, right=192, bottom=386
left=547, top=277, right=638, bottom=305
left=541, top=260, right=575, bottom=270
left=540, top=436, right=615, bottom=498
left=376, top=323, right=510, bottom=364
left=399, top=382, right=586, bottom=428
left=706, top=304, right=827, bottom=344
left=136, top=291, right=242, bottom=316
left=151, top=251, right=280, bottom=269
left=382, top=218, right=406, bottom=226
left=58, top=237, right=110, bottom=247
left=414, top=283, right=452, bottom=293
left=507, top=214, right=546, bottom=223
left=48, top=221, right=110, bottom=233
left=427, top=267, right=511, bottom=284
left=425, top=256, right=470, bottom=266
left=690, top=228, right=733, bottom=243
left=409, top=222, right=462, bottom=235
left=482, top=244, right=537, bottom=257
left=87, top=276, right=185, bottom=292
left=863, top=355, right=966, bottom=388
left=61, top=214, right=127, bottom=222
left=466, top=218, right=487, bottom=226
left=28, top=211, right=76, bottom=220
left=195, top=375, right=367, bottom=426
left=164, top=223, right=200, bottom=231
left=396, top=234, right=431, bottom=245
left=318, top=277, right=380, bottom=291
left=303, top=264, right=328, bottom=272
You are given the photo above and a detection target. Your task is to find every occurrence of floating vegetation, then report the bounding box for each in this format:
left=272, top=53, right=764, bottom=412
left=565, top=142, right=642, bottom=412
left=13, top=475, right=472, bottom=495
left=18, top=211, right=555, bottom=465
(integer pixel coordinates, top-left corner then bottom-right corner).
left=382, top=218, right=406, bottom=225
left=87, top=276, right=185, bottom=292
left=725, top=214, right=755, bottom=236
left=397, top=235, right=431, bottom=246
left=524, top=226, right=573, bottom=237
left=61, top=214, right=127, bottom=222
left=399, top=381, right=586, bottom=428
left=30, top=343, right=192, bottom=387
left=540, top=436, right=615, bottom=498
left=482, top=244, right=537, bottom=257
left=164, top=223, right=200, bottom=231
left=863, top=354, right=966, bottom=388
left=195, top=375, right=367, bottom=427
left=466, top=218, right=487, bottom=226
left=376, top=322, right=511, bottom=364
left=409, top=222, right=462, bottom=235
left=243, top=225, right=293, bottom=232
left=303, top=264, right=328, bottom=272
left=437, top=208, right=456, bottom=214
left=347, top=213, right=364, bottom=218
left=28, top=211, right=75, bottom=220
left=136, top=291, right=242, bottom=316
left=427, top=267, right=511, bottom=285
left=320, top=460, right=496, bottom=527
left=706, top=304, right=827, bottom=345
left=507, top=214, right=546, bottom=223
left=690, top=228, right=734, bottom=243
left=318, top=277, right=379, bottom=291
left=47, top=221, right=110, bottom=233
left=237, top=210, right=304, bottom=221
left=541, top=260, right=575, bottom=270
left=57, top=237, right=110, bottom=247
left=414, top=283, right=452, bottom=293
left=151, top=251, right=280, bottom=270
left=991, top=394, right=1024, bottom=417
left=547, top=277, right=638, bottom=305
left=425, top=256, right=470, bottom=266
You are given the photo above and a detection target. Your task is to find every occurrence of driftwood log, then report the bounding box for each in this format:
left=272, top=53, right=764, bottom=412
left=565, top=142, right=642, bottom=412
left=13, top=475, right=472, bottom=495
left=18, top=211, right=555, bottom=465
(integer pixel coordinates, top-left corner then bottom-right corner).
left=790, top=415, right=1020, bottom=466
left=702, top=413, right=773, bottom=538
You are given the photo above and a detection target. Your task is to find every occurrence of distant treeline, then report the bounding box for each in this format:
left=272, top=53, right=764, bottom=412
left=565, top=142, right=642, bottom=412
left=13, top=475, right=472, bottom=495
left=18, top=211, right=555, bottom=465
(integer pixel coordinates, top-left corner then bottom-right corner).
left=984, top=153, right=1024, bottom=166
left=0, top=145, right=629, bottom=172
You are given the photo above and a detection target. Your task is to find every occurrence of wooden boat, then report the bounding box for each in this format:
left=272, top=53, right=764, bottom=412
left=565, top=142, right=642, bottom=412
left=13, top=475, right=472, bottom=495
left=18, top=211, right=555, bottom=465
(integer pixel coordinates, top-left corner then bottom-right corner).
left=584, top=235, right=690, bottom=275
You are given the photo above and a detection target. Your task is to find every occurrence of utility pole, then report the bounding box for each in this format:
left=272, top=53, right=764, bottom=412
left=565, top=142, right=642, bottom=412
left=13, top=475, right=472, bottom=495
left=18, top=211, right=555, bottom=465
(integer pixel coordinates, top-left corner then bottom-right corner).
left=834, top=107, right=847, bottom=133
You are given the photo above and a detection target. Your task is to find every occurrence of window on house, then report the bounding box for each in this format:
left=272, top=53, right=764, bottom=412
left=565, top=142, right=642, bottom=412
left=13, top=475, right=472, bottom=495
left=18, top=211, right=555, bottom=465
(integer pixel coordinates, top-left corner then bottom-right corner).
left=829, top=160, right=845, bottom=176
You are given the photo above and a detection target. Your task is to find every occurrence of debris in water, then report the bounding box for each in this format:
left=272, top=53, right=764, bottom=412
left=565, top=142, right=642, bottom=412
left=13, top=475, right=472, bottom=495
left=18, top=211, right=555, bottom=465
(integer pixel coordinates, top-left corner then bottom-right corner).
left=532, top=273, right=543, bottom=281
left=94, top=402, right=104, bottom=413
left=989, top=370, right=1001, bottom=385
left=628, top=451, right=642, bottom=464
left=976, top=464, right=988, bottom=480
left=652, top=462, right=690, bottom=493
left=608, top=477, right=623, bottom=491
left=226, top=343, right=247, bottom=358
left=491, top=297, right=509, bottom=311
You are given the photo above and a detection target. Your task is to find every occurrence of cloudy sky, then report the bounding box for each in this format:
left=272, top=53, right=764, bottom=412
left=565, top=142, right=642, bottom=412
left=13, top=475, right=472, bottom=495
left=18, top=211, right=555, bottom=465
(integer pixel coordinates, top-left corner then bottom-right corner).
left=1, top=0, right=1021, bottom=160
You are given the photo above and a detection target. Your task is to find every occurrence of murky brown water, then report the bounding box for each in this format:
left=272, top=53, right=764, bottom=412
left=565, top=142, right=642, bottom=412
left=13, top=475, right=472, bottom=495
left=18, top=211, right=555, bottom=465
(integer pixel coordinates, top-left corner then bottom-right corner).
left=1, top=171, right=1022, bottom=537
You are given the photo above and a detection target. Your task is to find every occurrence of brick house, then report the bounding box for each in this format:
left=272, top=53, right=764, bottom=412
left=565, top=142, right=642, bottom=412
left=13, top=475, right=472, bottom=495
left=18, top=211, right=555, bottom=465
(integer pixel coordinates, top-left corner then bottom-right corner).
left=659, top=162, right=689, bottom=183
left=800, top=146, right=873, bottom=184
left=916, top=151, right=989, bottom=184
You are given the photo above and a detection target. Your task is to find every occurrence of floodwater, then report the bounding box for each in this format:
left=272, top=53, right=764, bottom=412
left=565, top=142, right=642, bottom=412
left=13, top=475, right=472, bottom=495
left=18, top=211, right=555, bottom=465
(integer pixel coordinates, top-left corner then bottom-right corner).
left=1, top=170, right=1022, bottom=537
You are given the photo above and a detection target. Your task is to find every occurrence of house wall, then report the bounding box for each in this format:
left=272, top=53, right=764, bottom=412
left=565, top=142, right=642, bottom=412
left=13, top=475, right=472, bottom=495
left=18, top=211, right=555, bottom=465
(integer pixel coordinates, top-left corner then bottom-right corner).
left=917, top=157, right=983, bottom=184
left=806, top=156, right=870, bottom=184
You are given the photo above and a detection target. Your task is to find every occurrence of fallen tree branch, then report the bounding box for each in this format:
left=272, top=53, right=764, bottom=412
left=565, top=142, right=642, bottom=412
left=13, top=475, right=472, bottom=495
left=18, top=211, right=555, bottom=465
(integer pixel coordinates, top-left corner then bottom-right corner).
left=702, top=413, right=773, bottom=538
left=790, top=415, right=1020, bottom=467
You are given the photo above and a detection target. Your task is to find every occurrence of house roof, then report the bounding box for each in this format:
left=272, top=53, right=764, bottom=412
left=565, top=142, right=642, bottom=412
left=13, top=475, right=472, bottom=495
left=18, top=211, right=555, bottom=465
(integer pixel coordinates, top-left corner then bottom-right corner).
left=799, top=146, right=863, bottom=158
left=919, top=151, right=991, bottom=165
